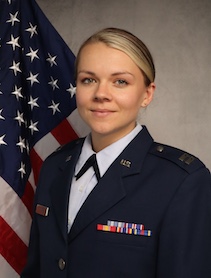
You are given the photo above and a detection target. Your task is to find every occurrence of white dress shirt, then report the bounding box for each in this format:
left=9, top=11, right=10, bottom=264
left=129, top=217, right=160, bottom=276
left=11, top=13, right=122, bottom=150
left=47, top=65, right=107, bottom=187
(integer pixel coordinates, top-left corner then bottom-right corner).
left=67, top=124, right=142, bottom=232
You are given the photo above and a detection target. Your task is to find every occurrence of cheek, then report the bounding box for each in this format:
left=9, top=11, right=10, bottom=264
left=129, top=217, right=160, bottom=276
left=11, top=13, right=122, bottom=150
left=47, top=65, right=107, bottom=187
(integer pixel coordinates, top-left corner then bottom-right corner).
left=118, top=86, right=146, bottom=108
left=75, top=93, right=81, bottom=107
left=75, top=90, right=86, bottom=108
left=119, top=95, right=143, bottom=112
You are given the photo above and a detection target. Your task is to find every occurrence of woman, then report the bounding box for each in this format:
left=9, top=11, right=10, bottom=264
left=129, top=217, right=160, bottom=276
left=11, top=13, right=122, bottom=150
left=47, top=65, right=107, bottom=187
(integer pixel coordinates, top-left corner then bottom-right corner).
left=22, top=28, right=211, bottom=277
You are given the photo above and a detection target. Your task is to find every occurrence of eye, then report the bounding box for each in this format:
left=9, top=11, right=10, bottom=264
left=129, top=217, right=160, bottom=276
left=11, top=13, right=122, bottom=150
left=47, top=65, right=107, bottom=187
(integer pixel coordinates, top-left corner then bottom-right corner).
left=81, top=78, right=96, bottom=84
left=115, top=79, right=128, bottom=86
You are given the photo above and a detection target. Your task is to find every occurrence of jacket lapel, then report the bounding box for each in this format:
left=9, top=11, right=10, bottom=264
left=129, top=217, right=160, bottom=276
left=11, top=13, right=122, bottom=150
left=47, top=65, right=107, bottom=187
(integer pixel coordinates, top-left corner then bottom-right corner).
left=68, top=162, right=126, bottom=242
left=68, top=126, right=154, bottom=242
left=49, top=140, right=83, bottom=241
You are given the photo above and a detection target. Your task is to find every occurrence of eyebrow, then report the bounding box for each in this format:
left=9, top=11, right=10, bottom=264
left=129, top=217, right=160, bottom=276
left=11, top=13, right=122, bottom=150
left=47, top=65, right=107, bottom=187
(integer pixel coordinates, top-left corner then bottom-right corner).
left=77, top=70, right=95, bottom=76
left=111, top=71, right=134, bottom=77
left=77, top=70, right=134, bottom=77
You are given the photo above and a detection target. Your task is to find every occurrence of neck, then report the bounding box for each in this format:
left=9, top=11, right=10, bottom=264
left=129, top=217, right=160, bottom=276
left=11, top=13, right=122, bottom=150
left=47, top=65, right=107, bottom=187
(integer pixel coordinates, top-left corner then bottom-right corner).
left=91, top=127, right=136, bottom=152
left=91, top=136, right=111, bottom=153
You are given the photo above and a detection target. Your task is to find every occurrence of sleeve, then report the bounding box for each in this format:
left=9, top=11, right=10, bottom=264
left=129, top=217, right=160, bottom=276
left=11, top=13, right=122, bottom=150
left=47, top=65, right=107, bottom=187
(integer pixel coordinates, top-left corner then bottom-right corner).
left=20, top=162, right=45, bottom=278
left=20, top=209, right=40, bottom=278
left=156, top=167, right=211, bottom=278
left=20, top=152, right=58, bottom=278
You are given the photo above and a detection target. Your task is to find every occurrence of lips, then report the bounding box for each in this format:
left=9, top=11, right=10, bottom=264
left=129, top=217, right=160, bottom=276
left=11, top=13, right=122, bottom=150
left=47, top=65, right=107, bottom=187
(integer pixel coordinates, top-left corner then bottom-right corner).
left=90, top=108, right=115, bottom=117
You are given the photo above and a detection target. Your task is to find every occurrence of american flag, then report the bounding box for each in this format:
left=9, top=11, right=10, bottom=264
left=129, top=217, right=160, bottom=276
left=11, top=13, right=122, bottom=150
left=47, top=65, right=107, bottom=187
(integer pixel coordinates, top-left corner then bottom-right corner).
left=0, top=0, right=88, bottom=276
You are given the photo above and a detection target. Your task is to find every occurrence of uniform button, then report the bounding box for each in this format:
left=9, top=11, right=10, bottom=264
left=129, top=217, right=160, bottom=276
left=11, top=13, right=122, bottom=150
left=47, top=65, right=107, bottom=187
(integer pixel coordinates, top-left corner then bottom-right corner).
left=58, top=258, right=66, bottom=270
left=156, top=145, right=164, bottom=152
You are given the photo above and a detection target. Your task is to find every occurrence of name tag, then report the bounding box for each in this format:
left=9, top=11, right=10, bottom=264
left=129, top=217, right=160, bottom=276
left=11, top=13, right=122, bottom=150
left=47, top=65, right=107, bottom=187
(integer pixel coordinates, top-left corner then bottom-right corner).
left=35, top=204, right=49, bottom=216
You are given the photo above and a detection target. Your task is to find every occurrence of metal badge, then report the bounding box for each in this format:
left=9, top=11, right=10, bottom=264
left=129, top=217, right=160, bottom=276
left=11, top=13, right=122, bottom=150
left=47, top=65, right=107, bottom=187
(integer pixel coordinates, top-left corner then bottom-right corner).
left=120, top=159, right=131, bottom=168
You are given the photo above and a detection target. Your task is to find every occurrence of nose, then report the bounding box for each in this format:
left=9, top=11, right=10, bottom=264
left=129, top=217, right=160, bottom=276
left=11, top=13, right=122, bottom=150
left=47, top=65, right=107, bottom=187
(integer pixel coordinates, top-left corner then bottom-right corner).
left=93, top=81, right=111, bottom=101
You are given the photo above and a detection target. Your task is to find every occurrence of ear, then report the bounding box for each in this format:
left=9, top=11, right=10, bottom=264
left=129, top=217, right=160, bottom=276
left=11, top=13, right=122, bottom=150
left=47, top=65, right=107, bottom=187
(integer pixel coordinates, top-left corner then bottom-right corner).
left=140, top=82, right=155, bottom=108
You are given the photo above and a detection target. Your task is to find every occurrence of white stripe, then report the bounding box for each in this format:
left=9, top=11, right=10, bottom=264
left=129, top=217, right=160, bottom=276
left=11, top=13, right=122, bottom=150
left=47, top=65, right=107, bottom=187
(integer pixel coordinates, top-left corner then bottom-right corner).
left=34, top=112, right=89, bottom=162
left=0, top=255, right=19, bottom=278
left=67, top=109, right=90, bottom=137
left=28, top=170, right=36, bottom=192
left=33, top=131, right=60, bottom=161
left=0, top=177, right=31, bottom=245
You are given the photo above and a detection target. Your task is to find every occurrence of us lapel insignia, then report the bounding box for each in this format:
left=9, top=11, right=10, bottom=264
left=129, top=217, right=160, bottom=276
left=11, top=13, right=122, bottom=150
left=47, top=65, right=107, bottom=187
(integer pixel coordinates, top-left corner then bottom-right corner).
left=35, top=204, right=49, bottom=217
left=120, top=159, right=131, bottom=168
left=65, top=155, right=72, bottom=162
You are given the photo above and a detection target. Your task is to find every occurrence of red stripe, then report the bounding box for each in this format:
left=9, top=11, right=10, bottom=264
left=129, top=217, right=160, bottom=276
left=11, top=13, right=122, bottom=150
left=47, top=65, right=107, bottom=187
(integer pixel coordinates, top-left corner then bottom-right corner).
left=30, top=148, right=43, bottom=185
left=51, top=119, right=78, bottom=145
left=21, top=181, right=35, bottom=217
left=0, top=217, right=28, bottom=275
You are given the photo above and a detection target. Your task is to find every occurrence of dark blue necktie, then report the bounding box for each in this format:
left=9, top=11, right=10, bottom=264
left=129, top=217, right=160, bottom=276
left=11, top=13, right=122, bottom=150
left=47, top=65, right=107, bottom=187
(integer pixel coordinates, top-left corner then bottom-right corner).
left=75, top=154, right=100, bottom=181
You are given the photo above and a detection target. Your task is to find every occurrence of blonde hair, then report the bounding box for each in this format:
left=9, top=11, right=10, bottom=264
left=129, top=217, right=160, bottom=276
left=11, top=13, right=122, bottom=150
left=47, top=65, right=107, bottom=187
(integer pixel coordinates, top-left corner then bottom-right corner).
left=75, top=27, right=155, bottom=86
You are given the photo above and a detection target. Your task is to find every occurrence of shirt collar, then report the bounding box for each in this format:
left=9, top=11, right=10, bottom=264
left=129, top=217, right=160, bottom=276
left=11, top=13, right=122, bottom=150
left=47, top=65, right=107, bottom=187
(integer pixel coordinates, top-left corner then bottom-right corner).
left=75, top=123, right=142, bottom=177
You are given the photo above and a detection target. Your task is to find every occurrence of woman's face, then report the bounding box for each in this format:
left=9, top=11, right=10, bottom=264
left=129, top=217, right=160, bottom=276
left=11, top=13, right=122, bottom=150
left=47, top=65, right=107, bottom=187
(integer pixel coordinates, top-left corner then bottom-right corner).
left=76, top=42, right=155, bottom=147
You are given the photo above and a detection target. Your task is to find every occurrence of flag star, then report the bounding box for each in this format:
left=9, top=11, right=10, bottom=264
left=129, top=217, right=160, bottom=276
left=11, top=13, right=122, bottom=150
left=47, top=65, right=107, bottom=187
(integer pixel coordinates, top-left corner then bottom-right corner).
left=48, top=76, right=59, bottom=90
left=26, top=47, right=39, bottom=62
left=29, top=120, right=39, bottom=134
left=14, top=110, right=24, bottom=126
left=6, top=11, right=20, bottom=26
left=48, top=100, right=61, bottom=115
left=0, top=134, right=7, bottom=146
left=25, top=22, right=38, bottom=38
left=16, top=136, right=26, bottom=153
left=67, top=83, right=76, bottom=98
left=27, top=72, right=39, bottom=86
left=18, top=162, right=26, bottom=178
left=12, top=85, right=23, bottom=100
left=6, top=34, right=20, bottom=51
left=9, top=60, right=22, bottom=76
left=46, top=53, right=57, bottom=67
left=28, top=96, right=39, bottom=110
left=0, top=109, right=5, bottom=120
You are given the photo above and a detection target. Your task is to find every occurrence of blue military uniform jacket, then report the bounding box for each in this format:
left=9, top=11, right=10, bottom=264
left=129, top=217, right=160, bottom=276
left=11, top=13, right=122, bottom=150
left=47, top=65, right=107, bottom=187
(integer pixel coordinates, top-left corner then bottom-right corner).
left=21, top=126, right=211, bottom=278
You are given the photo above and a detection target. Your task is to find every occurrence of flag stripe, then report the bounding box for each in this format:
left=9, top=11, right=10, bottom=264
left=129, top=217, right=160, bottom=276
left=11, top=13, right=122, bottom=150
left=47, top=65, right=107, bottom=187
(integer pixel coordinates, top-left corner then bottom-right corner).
left=21, top=181, right=35, bottom=217
left=51, top=118, right=79, bottom=145
left=67, top=109, right=90, bottom=137
left=0, top=256, right=19, bottom=278
left=33, top=131, right=60, bottom=161
left=30, top=148, right=44, bottom=185
left=0, top=177, right=32, bottom=245
left=28, top=171, right=36, bottom=191
left=0, top=217, right=28, bottom=275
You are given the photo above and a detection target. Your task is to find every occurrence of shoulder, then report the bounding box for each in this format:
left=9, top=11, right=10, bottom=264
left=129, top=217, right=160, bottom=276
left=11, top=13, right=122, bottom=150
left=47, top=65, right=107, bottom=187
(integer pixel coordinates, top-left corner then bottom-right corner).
left=149, top=142, right=206, bottom=174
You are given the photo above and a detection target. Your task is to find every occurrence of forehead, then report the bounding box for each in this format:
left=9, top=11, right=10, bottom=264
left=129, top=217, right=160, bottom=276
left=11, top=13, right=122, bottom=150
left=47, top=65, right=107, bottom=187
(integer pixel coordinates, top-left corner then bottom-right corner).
left=80, top=42, right=124, bottom=57
left=78, top=42, right=138, bottom=70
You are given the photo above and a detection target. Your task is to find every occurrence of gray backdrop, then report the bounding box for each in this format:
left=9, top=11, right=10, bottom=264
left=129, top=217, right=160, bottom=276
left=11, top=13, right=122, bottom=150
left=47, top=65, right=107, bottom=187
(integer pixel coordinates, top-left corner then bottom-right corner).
left=37, top=0, right=211, bottom=169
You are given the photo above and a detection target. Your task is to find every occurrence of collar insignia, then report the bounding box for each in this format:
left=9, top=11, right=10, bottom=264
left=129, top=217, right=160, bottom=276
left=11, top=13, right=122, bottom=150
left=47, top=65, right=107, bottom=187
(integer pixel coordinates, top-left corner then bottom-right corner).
left=120, top=159, right=131, bottom=168
left=65, top=155, right=72, bottom=162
